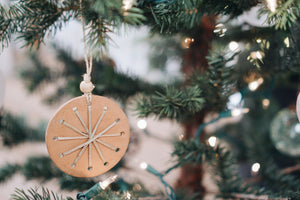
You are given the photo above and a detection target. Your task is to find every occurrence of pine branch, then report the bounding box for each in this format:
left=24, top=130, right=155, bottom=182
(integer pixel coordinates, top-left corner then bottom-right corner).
left=0, top=111, right=45, bottom=146
left=85, top=18, right=113, bottom=58
left=19, top=47, right=162, bottom=103
left=11, top=187, right=73, bottom=200
left=261, top=160, right=300, bottom=192
left=0, top=156, right=98, bottom=191
left=135, top=86, right=205, bottom=120
left=22, top=157, right=63, bottom=180
left=140, top=0, right=258, bottom=34
left=211, top=147, right=255, bottom=198
left=172, top=139, right=215, bottom=164
left=87, top=0, right=146, bottom=24
left=259, top=0, right=300, bottom=30
left=135, top=49, right=237, bottom=121
left=188, top=49, right=237, bottom=111
left=0, top=164, right=20, bottom=183
left=11, top=187, right=159, bottom=200
left=172, top=139, right=257, bottom=198
left=0, top=0, right=78, bottom=49
left=0, top=0, right=145, bottom=53
left=59, top=174, right=96, bottom=191
left=83, top=0, right=145, bottom=58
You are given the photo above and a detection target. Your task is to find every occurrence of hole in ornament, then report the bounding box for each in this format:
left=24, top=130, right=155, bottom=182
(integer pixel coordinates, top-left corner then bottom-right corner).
left=71, top=163, right=76, bottom=168
left=115, top=148, right=120, bottom=152
left=59, top=119, right=64, bottom=124
left=53, top=136, right=58, bottom=141
left=104, top=162, right=108, bottom=166
left=121, top=132, right=124, bottom=136
left=59, top=153, right=64, bottom=158
left=104, top=106, right=108, bottom=111
left=116, top=118, right=120, bottom=122
left=88, top=166, right=93, bottom=171
left=73, top=107, right=78, bottom=111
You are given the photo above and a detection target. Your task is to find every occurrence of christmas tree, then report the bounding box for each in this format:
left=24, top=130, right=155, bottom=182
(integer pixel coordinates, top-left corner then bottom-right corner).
left=1, top=0, right=300, bottom=199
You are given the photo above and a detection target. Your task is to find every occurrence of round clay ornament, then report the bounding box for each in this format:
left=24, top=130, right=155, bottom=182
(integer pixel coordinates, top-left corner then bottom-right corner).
left=46, top=95, right=130, bottom=177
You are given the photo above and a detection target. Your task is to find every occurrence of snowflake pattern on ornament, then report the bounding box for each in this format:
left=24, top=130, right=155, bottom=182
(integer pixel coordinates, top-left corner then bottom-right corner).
left=54, top=105, right=122, bottom=170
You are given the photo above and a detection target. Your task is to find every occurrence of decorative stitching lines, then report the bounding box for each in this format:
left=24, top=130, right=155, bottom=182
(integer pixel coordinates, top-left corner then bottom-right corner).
left=54, top=105, right=123, bottom=170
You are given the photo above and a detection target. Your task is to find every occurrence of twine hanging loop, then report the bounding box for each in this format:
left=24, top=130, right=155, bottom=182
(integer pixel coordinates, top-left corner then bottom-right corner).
left=79, top=0, right=94, bottom=96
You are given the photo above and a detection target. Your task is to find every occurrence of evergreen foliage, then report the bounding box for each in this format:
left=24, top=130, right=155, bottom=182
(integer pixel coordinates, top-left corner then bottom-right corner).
left=0, top=0, right=144, bottom=55
left=0, top=163, right=20, bottom=183
left=1, top=0, right=300, bottom=199
left=136, top=86, right=205, bottom=120
left=173, top=139, right=258, bottom=198
left=260, top=0, right=300, bottom=30
left=11, top=188, right=72, bottom=200
left=140, top=0, right=258, bottom=34
left=19, top=46, right=162, bottom=103
left=0, top=111, right=44, bottom=146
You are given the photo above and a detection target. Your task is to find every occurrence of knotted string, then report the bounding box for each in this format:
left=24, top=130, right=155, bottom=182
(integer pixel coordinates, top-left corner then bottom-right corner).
left=79, top=0, right=94, bottom=104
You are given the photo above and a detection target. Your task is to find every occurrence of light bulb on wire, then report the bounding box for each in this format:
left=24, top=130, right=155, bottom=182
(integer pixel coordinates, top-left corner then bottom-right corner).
left=122, top=0, right=134, bottom=10
left=126, top=192, right=132, bottom=199
left=262, top=98, right=270, bottom=109
left=181, top=37, right=194, bottom=49
left=229, top=41, right=239, bottom=51
left=208, top=136, right=217, bottom=147
left=214, top=23, right=227, bottom=37
left=231, top=108, right=250, bottom=117
left=265, top=0, right=277, bottom=12
left=249, top=51, right=265, bottom=60
left=140, top=162, right=148, bottom=170
left=227, top=92, right=243, bottom=110
left=99, top=175, right=118, bottom=189
left=251, top=162, right=260, bottom=173
left=284, top=37, right=290, bottom=48
left=248, top=77, right=264, bottom=91
left=137, top=119, right=147, bottom=130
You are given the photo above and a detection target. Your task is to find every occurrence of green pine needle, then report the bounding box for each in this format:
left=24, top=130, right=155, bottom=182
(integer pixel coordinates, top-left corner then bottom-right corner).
left=136, top=86, right=205, bottom=120
left=11, top=187, right=73, bottom=200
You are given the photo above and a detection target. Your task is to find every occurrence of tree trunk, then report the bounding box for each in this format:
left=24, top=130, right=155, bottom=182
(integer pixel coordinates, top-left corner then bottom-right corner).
left=175, top=15, right=216, bottom=197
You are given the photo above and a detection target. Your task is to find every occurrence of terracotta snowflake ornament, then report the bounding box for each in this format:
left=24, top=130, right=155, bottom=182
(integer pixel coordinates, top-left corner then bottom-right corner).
left=46, top=95, right=130, bottom=177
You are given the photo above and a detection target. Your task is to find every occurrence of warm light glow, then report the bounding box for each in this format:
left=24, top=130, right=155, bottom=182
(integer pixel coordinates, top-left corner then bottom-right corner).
left=140, top=162, right=148, bottom=170
left=249, top=81, right=259, bottom=91
left=179, top=134, right=184, bottom=141
left=122, top=0, right=134, bottom=10
left=266, top=0, right=277, bottom=12
left=248, top=78, right=264, bottom=91
left=99, top=175, right=118, bottom=189
left=262, top=99, right=270, bottom=109
left=256, top=51, right=263, bottom=59
left=229, top=41, right=239, bottom=51
left=284, top=37, right=290, bottom=47
left=249, top=51, right=265, bottom=60
left=231, top=108, right=250, bottom=117
left=251, top=162, right=260, bottom=173
left=137, top=119, right=147, bottom=129
left=208, top=136, right=217, bottom=147
left=181, top=37, right=194, bottom=49
left=256, top=38, right=262, bottom=43
left=126, top=192, right=132, bottom=199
